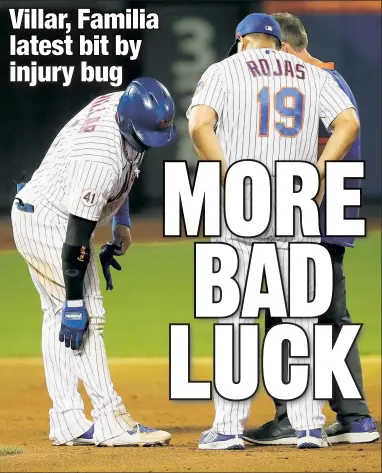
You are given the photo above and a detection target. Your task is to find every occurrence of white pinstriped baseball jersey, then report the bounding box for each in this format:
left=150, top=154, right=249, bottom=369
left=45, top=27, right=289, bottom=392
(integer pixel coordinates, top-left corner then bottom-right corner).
left=11, top=92, right=146, bottom=444
left=17, top=91, right=144, bottom=225
left=186, top=48, right=355, bottom=436
left=187, top=48, right=354, bottom=173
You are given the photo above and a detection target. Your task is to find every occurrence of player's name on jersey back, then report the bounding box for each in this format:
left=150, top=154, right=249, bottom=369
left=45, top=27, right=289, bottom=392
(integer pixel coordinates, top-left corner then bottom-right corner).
left=246, top=55, right=306, bottom=79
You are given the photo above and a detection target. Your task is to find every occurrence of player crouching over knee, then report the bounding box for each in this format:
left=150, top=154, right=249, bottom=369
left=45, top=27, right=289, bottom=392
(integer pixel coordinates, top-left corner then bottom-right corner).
left=12, top=77, right=176, bottom=447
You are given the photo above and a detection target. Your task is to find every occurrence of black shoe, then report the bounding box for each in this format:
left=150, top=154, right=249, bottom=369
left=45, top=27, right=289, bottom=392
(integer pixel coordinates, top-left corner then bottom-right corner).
left=325, top=418, right=380, bottom=444
left=243, top=417, right=297, bottom=445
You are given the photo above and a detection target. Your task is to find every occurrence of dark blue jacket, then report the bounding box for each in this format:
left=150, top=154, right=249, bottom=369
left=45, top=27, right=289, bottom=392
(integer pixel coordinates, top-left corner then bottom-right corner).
left=318, top=66, right=361, bottom=247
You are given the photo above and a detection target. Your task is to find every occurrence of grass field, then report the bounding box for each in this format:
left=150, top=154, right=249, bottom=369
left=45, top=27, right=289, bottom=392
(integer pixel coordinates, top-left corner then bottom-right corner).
left=1, top=231, right=381, bottom=358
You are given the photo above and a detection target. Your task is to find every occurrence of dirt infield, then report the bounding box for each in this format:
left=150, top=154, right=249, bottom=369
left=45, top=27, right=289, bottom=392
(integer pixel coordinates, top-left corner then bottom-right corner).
left=0, top=358, right=380, bottom=472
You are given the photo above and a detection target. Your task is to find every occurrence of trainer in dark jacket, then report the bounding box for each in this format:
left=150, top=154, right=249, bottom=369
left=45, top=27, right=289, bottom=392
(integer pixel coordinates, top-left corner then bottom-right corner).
left=243, top=12, right=380, bottom=446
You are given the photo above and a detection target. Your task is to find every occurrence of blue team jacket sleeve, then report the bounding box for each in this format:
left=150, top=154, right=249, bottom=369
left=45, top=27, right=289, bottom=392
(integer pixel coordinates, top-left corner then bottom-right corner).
left=112, top=196, right=131, bottom=228
left=319, top=69, right=360, bottom=142
left=319, top=69, right=361, bottom=248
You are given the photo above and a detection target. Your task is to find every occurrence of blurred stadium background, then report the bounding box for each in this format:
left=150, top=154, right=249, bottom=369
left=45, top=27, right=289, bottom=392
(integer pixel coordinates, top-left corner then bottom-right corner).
left=0, top=0, right=381, bottom=214
left=0, top=0, right=380, bottom=359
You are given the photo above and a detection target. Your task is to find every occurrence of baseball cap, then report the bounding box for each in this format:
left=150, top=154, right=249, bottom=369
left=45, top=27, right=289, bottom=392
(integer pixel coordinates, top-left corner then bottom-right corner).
left=228, top=13, right=282, bottom=57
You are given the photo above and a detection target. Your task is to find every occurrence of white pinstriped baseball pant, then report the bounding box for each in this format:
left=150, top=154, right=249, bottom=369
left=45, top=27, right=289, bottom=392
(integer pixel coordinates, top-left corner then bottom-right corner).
left=211, top=231, right=326, bottom=435
left=11, top=202, right=136, bottom=444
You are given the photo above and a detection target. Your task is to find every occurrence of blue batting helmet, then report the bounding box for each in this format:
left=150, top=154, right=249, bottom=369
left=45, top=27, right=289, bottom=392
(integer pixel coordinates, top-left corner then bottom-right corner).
left=117, top=77, right=176, bottom=148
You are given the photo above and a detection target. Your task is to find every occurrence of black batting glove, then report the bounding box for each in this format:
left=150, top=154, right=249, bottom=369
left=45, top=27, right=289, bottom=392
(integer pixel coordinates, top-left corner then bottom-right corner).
left=99, top=242, right=122, bottom=291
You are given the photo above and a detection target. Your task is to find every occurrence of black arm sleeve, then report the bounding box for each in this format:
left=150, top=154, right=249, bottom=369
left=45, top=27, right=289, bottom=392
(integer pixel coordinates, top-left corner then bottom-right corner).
left=65, top=214, right=97, bottom=246
left=62, top=214, right=98, bottom=300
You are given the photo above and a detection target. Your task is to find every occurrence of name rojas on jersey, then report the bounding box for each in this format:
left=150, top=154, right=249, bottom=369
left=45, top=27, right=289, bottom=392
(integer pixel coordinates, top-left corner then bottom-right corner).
left=17, top=91, right=144, bottom=225
left=187, top=49, right=354, bottom=174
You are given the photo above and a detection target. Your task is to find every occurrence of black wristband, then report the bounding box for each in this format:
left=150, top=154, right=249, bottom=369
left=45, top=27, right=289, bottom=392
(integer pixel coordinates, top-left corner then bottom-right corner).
left=62, top=243, right=90, bottom=300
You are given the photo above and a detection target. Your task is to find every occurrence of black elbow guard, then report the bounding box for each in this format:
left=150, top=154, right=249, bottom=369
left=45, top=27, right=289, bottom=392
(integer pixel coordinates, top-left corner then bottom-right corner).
left=62, top=243, right=91, bottom=300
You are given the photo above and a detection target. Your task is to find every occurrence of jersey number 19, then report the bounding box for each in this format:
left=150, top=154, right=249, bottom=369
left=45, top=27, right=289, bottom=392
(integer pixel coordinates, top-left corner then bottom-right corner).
left=257, top=87, right=304, bottom=137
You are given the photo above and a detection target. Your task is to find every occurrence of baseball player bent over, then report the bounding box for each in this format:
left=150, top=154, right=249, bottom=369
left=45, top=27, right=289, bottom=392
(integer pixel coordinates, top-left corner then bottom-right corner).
left=187, top=13, right=360, bottom=450
left=243, top=12, right=380, bottom=447
left=11, top=78, right=176, bottom=447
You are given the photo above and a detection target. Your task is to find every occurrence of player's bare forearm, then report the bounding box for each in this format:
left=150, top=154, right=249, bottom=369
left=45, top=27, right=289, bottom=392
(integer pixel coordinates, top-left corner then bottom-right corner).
left=188, top=105, right=228, bottom=184
left=112, top=224, right=131, bottom=256
left=316, top=108, right=360, bottom=182
left=191, top=127, right=228, bottom=182
left=112, top=196, right=132, bottom=256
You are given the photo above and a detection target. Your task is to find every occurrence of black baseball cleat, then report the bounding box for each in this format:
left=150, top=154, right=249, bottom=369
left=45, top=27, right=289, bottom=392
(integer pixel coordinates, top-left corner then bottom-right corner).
left=325, top=418, right=380, bottom=444
left=243, top=417, right=297, bottom=445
